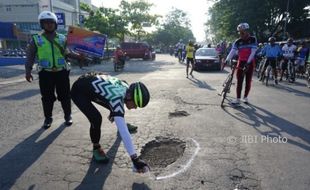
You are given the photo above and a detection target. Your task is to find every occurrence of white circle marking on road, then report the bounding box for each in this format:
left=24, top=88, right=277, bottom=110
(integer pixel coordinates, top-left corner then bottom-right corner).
left=154, top=138, right=201, bottom=180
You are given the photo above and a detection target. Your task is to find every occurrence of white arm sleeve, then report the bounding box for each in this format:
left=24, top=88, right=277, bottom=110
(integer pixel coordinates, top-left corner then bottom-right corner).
left=114, top=116, right=136, bottom=156
left=247, top=48, right=257, bottom=64
left=225, top=49, right=237, bottom=62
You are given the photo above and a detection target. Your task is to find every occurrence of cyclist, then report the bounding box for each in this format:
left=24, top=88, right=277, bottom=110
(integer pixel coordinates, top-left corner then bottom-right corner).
left=182, top=44, right=187, bottom=62
left=225, top=23, right=257, bottom=104
left=114, top=46, right=125, bottom=66
left=176, top=39, right=184, bottom=62
left=295, top=41, right=309, bottom=76
left=307, top=54, right=310, bottom=88
left=259, top=37, right=282, bottom=84
left=255, top=43, right=264, bottom=67
left=25, top=11, right=83, bottom=129
left=280, top=38, right=297, bottom=82
left=226, top=42, right=232, bottom=54
left=71, top=72, right=150, bottom=173
left=185, top=40, right=195, bottom=78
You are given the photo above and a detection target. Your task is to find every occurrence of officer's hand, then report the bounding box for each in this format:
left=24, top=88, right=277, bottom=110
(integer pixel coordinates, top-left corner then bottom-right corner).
left=131, top=155, right=150, bottom=173
left=26, top=74, right=33, bottom=83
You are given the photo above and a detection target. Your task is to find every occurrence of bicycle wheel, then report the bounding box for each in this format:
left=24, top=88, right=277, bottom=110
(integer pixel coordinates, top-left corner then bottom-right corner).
left=287, top=61, right=293, bottom=81
left=257, top=59, right=265, bottom=78
left=307, top=65, right=310, bottom=87
left=221, top=76, right=232, bottom=107
left=265, top=67, right=271, bottom=86
left=221, top=87, right=228, bottom=107
left=292, top=64, right=296, bottom=82
left=221, top=74, right=231, bottom=93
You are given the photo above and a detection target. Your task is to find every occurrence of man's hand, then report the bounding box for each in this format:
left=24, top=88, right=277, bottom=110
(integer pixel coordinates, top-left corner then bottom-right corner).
left=131, top=154, right=150, bottom=173
left=25, top=73, right=33, bottom=82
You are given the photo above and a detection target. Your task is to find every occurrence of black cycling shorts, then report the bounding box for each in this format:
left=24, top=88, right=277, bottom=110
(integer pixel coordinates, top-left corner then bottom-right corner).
left=187, top=58, right=194, bottom=65
left=265, top=58, right=277, bottom=69
left=281, top=58, right=294, bottom=70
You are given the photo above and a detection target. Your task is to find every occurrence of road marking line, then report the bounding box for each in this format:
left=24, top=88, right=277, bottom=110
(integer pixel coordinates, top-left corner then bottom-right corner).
left=155, top=138, right=201, bottom=180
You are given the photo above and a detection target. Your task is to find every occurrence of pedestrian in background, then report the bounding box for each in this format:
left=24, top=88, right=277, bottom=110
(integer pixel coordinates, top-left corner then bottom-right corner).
left=186, top=40, right=195, bottom=78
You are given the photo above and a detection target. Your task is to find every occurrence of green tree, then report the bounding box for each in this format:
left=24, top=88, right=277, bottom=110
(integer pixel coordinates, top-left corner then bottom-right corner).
left=80, top=1, right=159, bottom=42
left=80, top=3, right=129, bottom=41
left=147, top=8, right=195, bottom=48
left=120, top=0, right=160, bottom=41
left=164, top=7, right=191, bottom=28
left=206, top=0, right=310, bottom=43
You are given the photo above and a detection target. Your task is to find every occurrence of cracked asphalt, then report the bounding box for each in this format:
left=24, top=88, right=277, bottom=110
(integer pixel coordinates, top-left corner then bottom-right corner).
left=0, top=54, right=309, bottom=190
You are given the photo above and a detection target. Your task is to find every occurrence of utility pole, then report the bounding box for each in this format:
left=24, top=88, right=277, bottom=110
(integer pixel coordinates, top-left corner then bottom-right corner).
left=283, top=0, right=290, bottom=40
left=78, top=0, right=80, bottom=24
left=49, top=0, right=53, bottom=12
left=77, top=0, right=83, bottom=27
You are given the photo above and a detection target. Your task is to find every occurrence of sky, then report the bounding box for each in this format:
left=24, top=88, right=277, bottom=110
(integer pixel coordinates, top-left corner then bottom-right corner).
left=91, top=0, right=214, bottom=42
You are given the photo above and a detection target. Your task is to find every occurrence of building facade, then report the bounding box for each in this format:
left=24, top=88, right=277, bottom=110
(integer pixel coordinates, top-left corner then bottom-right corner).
left=0, top=0, right=90, bottom=34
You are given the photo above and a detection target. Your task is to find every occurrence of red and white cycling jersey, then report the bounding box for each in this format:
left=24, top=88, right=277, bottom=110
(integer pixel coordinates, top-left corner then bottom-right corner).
left=232, top=36, right=257, bottom=62
left=225, top=36, right=257, bottom=64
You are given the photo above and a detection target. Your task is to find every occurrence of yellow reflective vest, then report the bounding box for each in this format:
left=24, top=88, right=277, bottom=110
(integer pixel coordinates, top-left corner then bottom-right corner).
left=33, top=33, right=68, bottom=71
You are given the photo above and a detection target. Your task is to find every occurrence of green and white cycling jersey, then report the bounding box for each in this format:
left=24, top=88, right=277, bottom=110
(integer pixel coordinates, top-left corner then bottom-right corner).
left=74, top=73, right=129, bottom=117
left=91, top=75, right=129, bottom=117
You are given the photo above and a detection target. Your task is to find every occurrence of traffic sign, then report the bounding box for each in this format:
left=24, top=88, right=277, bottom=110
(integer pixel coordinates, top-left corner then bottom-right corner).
left=55, top=13, right=65, bottom=26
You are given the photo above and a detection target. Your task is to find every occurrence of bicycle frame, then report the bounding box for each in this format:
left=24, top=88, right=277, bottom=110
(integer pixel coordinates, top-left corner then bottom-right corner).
left=306, top=63, right=310, bottom=87
left=257, top=57, right=267, bottom=78
left=287, top=59, right=296, bottom=81
left=261, top=58, right=277, bottom=86
left=220, top=60, right=238, bottom=107
left=264, top=64, right=272, bottom=86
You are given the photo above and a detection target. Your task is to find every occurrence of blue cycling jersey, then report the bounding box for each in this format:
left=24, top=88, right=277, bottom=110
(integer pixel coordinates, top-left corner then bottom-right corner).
left=262, top=44, right=282, bottom=58
left=298, top=47, right=309, bottom=59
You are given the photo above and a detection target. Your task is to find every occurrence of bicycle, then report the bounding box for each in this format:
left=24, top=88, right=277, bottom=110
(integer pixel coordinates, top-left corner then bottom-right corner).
left=263, top=63, right=273, bottom=86
left=306, top=63, right=310, bottom=88
left=220, top=60, right=238, bottom=107
left=261, top=58, right=277, bottom=86
left=177, top=49, right=183, bottom=62
left=287, top=58, right=296, bottom=82
left=256, top=57, right=267, bottom=79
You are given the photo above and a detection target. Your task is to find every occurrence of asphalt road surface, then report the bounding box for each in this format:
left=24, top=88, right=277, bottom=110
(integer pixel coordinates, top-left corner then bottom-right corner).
left=0, top=54, right=309, bottom=190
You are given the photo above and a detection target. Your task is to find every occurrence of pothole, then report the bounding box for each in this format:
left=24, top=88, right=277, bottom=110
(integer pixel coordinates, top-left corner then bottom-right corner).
left=140, top=137, right=186, bottom=169
left=168, top=110, right=190, bottom=118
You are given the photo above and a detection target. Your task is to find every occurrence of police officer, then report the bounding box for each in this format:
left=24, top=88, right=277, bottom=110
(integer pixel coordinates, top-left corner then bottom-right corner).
left=25, top=11, right=79, bottom=129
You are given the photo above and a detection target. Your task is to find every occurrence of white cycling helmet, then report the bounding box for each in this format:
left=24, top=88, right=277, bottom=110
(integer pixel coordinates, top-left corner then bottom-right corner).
left=268, top=37, right=276, bottom=42
left=38, top=11, right=58, bottom=29
left=237, top=23, right=250, bottom=31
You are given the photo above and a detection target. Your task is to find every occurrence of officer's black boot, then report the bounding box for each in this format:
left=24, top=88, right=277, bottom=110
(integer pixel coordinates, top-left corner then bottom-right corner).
left=42, top=100, right=54, bottom=129
left=65, top=116, right=73, bottom=126
left=61, top=99, right=73, bottom=126
left=43, top=117, right=53, bottom=129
